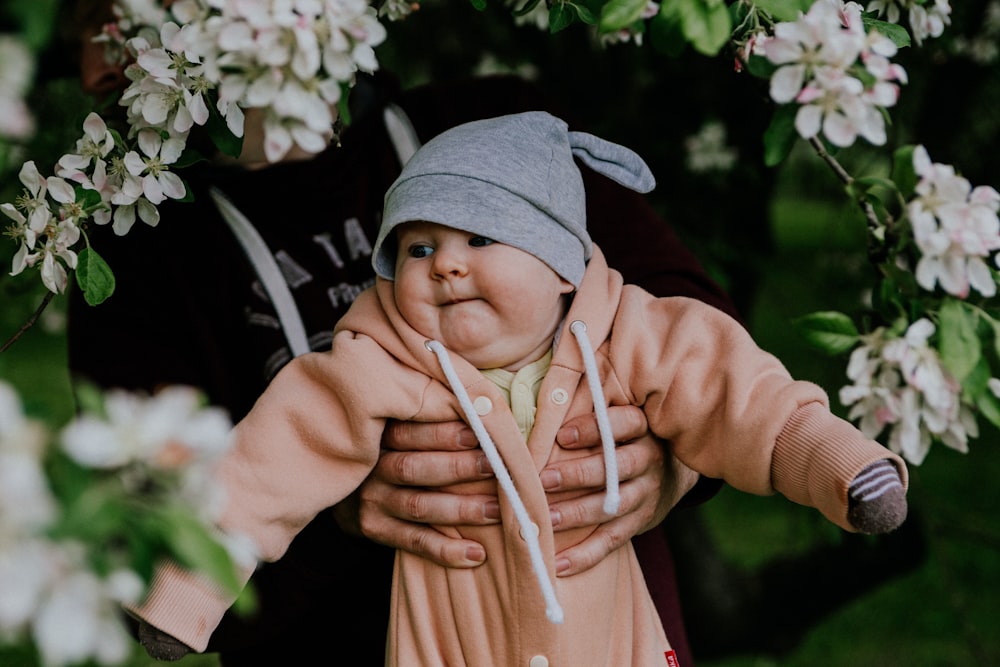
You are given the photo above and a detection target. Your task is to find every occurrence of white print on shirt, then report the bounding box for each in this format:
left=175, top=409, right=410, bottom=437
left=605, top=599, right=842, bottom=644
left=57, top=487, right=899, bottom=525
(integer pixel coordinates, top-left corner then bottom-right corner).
left=247, top=310, right=281, bottom=329
left=275, top=250, right=313, bottom=289
left=343, top=217, right=373, bottom=260
left=247, top=216, right=375, bottom=328
left=313, top=232, right=345, bottom=268
left=328, top=279, right=375, bottom=309
left=313, top=218, right=372, bottom=268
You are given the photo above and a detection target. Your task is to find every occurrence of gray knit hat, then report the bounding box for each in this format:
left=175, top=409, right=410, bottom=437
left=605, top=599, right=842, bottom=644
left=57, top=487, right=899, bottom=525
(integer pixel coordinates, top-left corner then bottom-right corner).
left=372, top=111, right=655, bottom=287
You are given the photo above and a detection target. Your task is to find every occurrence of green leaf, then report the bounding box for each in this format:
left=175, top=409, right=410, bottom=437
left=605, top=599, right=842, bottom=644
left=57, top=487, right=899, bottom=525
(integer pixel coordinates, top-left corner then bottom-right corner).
left=649, top=11, right=686, bottom=57
left=574, top=3, right=598, bottom=24
left=74, top=185, right=104, bottom=210
left=989, top=316, right=1000, bottom=361
left=72, top=381, right=108, bottom=418
left=76, top=247, right=116, bottom=306
left=4, top=0, right=60, bottom=50
left=863, top=17, right=911, bottom=48
left=975, top=387, right=1000, bottom=430
left=794, top=311, right=860, bottom=355
left=337, top=82, right=354, bottom=127
left=599, top=0, right=652, bottom=32
left=163, top=508, right=243, bottom=597
left=763, top=104, right=798, bottom=167
left=938, top=299, right=981, bottom=383
left=892, top=145, right=919, bottom=199
left=677, top=0, right=732, bottom=55
left=549, top=3, right=576, bottom=32
left=752, top=0, right=812, bottom=22
left=745, top=54, right=778, bottom=79
left=512, top=0, right=543, bottom=16
left=173, top=147, right=208, bottom=170
left=853, top=176, right=899, bottom=192
left=231, top=582, right=259, bottom=616
left=469, top=0, right=488, bottom=10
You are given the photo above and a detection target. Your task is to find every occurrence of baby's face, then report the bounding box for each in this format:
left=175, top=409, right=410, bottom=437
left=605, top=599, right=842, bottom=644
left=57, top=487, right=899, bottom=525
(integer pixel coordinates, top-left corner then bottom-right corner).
left=394, top=221, right=574, bottom=371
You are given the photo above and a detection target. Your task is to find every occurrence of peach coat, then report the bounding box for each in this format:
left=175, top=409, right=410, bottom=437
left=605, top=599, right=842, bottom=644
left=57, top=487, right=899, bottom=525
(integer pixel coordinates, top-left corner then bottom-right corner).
left=132, top=246, right=906, bottom=666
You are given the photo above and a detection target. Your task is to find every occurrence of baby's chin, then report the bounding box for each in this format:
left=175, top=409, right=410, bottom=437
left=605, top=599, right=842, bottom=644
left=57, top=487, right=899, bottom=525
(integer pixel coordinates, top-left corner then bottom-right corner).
left=443, top=341, right=526, bottom=372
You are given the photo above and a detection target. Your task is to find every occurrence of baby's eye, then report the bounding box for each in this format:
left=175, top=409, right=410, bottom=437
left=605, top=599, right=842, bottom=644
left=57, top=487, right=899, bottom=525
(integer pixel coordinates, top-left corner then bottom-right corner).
left=469, top=236, right=495, bottom=247
left=407, top=243, right=434, bottom=258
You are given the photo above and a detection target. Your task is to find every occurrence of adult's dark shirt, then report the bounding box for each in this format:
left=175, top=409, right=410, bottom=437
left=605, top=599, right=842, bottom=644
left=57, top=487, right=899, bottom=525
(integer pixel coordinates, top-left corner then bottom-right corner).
left=68, top=73, right=737, bottom=666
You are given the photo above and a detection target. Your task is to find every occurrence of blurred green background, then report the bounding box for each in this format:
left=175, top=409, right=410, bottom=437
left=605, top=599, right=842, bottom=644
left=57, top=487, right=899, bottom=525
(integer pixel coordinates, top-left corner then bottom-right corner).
left=2, top=0, right=998, bottom=665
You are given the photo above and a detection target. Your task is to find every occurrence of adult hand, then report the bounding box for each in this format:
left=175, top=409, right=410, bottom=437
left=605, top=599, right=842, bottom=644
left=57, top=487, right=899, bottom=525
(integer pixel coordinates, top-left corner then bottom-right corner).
left=545, top=405, right=699, bottom=577
left=356, top=420, right=499, bottom=568
left=355, top=407, right=697, bottom=574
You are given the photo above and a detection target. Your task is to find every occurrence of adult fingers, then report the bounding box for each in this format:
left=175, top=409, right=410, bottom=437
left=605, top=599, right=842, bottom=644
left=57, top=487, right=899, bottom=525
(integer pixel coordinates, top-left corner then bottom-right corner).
left=555, top=404, right=647, bottom=449
left=382, top=419, right=478, bottom=452
left=360, top=512, right=487, bottom=568
left=374, top=448, right=493, bottom=487
left=357, top=475, right=494, bottom=567
left=552, top=509, right=648, bottom=577
left=541, top=432, right=665, bottom=493
left=548, top=468, right=659, bottom=536
left=360, top=480, right=500, bottom=526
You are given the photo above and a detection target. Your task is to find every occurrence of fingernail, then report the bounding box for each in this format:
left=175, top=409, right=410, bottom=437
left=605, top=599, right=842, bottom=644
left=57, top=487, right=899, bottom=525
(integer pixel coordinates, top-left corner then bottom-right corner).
left=540, top=469, right=561, bottom=490
left=465, top=545, right=486, bottom=563
left=549, top=508, right=561, bottom=527
left=457, top=427, right=478, bottom=448
left=477, top=455, right=494, bottom=476
left=484, top=500, right=501, bottom=520
left=555, top=557, right=571, bottom=575
left=556, top=426, right=579, bottom=446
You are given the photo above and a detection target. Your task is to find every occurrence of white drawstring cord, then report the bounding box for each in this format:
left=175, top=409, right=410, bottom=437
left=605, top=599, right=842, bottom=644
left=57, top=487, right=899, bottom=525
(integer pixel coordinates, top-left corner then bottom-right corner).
left=569, top=321, right=620, bottom=515
left=425, top=340, right=564, bottom=624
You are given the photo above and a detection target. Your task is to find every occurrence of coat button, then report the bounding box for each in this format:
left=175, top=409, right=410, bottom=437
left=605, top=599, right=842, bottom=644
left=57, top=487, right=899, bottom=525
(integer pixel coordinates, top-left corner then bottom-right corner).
left=519, top=521, right=540, bottom=540
left=550, top=388, right=568, bottom=405
left=473, top=396, right=493, bottom=415
left=529, top=656, right=549, bottom=667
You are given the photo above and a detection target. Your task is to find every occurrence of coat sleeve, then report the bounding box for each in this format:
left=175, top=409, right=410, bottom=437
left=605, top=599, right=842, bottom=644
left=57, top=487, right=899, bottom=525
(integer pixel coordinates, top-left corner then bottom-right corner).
left=608, top=289, right=906, bottom=531
left=127, top=332, right=431, bottom=652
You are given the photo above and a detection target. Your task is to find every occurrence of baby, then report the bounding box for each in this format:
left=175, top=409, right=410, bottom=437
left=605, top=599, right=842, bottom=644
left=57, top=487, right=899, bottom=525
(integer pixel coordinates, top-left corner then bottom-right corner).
left=134, top=111, right=907, bottom=666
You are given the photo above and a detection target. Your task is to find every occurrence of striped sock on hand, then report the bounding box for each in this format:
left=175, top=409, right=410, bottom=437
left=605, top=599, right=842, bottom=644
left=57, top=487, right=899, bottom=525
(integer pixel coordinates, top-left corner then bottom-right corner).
left=847, top=459, right=907, bottom=534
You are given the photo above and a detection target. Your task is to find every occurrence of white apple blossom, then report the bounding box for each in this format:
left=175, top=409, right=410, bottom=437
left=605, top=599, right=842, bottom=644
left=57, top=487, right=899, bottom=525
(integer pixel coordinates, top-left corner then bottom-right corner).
left=952, top=1, right=1000, bottom=64
left=0, top=379, right=243, bottom=666
left=380, top=0, right=420, bottom=21
left=35, top=219, right=82, bottom=294
left=866, top=0, right=951, bottom=45
left=0, top=540, right=60, bottom=633
left=685, top=121, right=738, bottom=173
left=61, top=385, right=232, bottom=472
left=1, top=162, right=82, bottom=291
left=32, top=566, right=141, bottom=667
left=0, top=35, right=36, bottom=141
left=5, top=0, right=393, bottom=292
left=763, top=0, right=906, bottom=147
left=57, top=113, right=117, bottom=176
left=908, top=146, right=1000, bottom=298
left=0, top=383, right=57, bottom=538
left=840, top=318, right=975, bottom=464
left=122, top=128, right=187, bottom=205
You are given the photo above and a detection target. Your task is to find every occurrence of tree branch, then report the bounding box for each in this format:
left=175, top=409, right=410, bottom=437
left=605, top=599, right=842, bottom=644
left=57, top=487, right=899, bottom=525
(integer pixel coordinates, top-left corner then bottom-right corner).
left=1, top=291, right=56, bottom=353
left=808, top=135, right=893, bottom=264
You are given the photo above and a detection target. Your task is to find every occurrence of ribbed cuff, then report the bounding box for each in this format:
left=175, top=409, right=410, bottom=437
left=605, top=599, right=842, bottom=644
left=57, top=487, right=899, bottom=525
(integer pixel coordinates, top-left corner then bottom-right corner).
left=124, top=560, right=250, bottom=653
left=772, top=402, right=908, bottom=532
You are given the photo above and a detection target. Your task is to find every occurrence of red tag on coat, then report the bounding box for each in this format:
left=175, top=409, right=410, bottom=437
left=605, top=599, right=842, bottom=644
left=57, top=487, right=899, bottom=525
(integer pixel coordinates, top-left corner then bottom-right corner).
left=665, top=650, right=679, bottom=666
